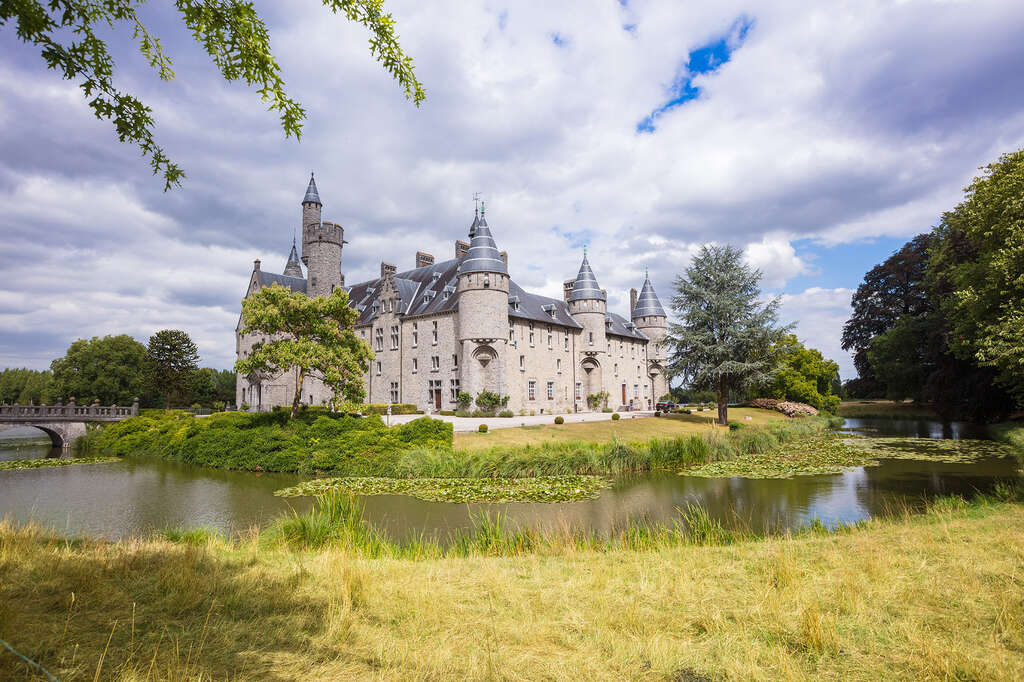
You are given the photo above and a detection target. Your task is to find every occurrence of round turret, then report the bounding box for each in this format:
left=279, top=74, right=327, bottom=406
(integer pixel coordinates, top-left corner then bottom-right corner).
left=456, top=207, right=510, bottom=342
left=632, top=273, right=669, bottom=399
left=299, top=173, right=344, bottom=297
left=567, top=251, right=607, bottom=353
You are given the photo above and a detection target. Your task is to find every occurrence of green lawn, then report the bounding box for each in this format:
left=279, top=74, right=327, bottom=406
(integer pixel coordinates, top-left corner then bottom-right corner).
left=837, top=400, right=939, bottom=419
left=453, top=407, right=786, bottom=451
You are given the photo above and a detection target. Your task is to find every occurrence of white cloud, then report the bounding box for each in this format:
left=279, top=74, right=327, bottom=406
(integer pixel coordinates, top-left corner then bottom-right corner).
left=0, top=0, right=1023, bottom=374
left=778, top=287, right=856, bottom=380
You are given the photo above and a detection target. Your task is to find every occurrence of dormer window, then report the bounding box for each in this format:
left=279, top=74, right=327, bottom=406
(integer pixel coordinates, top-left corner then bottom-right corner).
left=509, top=295, right=521, bottom=311
left=542, top=303, right=555, bottom=318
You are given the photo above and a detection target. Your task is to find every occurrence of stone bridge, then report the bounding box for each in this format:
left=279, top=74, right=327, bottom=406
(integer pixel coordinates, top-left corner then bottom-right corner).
left=0, top=398, right=138, bottom=448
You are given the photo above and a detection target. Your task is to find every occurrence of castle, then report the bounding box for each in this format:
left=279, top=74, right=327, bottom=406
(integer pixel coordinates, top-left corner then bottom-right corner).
left=236, top=175, right=669, bottom=413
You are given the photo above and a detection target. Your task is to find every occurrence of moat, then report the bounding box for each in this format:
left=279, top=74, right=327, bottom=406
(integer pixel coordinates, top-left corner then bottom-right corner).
left=0, top=419, right=1018, bottom=541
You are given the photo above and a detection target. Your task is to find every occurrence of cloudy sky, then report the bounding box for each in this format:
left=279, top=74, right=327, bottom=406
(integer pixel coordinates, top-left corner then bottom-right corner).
left=2, top=0, right=1023, bottom=381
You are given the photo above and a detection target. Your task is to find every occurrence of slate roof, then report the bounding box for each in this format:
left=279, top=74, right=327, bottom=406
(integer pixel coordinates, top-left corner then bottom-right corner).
left=255, top=271, right=307, bottom=294
left=508, top=280, right=581, bottom=329
left=302, top=174, right=321, bottom=205
left=283, top=239, right=303, bottom=277
left=456, top=212, right=508, bottom=275
left=568, top=254, right=606, bottom=301
left=632, top=275, right=666, bottom=317
left=605, top=312, right=647, bottom=340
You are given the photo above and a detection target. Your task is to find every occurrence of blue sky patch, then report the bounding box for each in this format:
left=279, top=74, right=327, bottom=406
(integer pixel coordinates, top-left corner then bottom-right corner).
left=551, top=32, right=568, bottom=48
left=637, top=16, right=754, bottom=133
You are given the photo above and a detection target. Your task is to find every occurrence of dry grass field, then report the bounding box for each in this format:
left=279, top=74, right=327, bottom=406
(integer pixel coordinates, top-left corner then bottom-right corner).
left=2, top=497, right=1022, bottom=680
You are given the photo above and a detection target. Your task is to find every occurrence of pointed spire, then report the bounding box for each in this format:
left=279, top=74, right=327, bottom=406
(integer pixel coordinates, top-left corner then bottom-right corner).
left=457, top=205, right=508, bottom=275
left=283, top=236, right=303, bottom=277
left=633, top=272, right=666, bottom=318
left=302, top=172, right=321, bottom=206
left=569, top=250, right=606, bottom=302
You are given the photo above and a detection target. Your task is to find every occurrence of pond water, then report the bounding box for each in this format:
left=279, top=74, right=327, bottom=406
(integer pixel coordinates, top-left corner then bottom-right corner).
left=0, top=419, right=1019, bottom=541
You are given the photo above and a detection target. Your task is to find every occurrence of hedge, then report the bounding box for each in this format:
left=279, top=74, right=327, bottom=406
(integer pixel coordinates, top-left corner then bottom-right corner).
left=92, top=410, right=453, bottom=474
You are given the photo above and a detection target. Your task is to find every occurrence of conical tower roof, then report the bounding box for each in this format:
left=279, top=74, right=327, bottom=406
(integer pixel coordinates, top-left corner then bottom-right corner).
left=283, top=237, right=303, bottom=277
left=632, top=273, right=666, bottom=317
left=457, top=204, right=507, bottom=275
left=302, top=173, right=321, bottom=205
left=568, top=251, right=606, bottom=302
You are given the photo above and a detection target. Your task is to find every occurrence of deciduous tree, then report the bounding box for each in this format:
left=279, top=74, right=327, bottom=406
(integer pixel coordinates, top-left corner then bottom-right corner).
left=759, top=335, right=841, bottom=412
left=929, top=149, right=1024, bottom=402
left=666, top=245, right=790, bottom=425
left=0, top=0, right=425, bottom=190
left=50, top=335, right=148, bottom=405
left=235, top=284, right=372, bottom=419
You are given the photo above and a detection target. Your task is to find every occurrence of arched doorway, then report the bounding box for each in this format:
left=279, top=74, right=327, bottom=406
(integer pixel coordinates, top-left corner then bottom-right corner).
left=580, top=357, right=603, bottom=411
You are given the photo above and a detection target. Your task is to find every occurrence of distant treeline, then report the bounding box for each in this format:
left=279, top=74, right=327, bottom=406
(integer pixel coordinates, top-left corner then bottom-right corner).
left=1, top=334, right=235, bottom=409
left=842, top=149, right=1024, bottom=422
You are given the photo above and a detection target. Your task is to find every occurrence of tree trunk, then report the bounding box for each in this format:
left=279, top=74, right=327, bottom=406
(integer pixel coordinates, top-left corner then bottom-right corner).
left=717, top=377, right=728, bottom=425
left=290, top=368, right=306, bottom=420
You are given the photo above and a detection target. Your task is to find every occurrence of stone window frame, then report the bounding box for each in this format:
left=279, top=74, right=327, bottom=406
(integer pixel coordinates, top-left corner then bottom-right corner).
left=430, top=355, right=440, bottom=371
left=411, top=322, right=418, bottom=348
left=389, top=382, right=399, bottom=403
left=452, top=353, right=459, bottom=369
left=556, top=358, right=561, bottom=374
left=390, top=325, right=399, bottom=351
left=449, top=378, right=460, bottom=402
left=546, top=325, right=552, bottom=348
left=546, top=381, right=555, bottom=400
left=528, top=380, right=537, bottom=401
left=575, top=382, right=582, bottom=401
left=376, top=361, right=382, bottom=376
left=431, top=320, right=438, bottom=345
left=528, top=322, right=535, bottom=347
left=519, top=354, right=525, bottom=371
left=412, top=358, right=418, bottom=373
left=588, top=331, right=594, bottom=346
left=563, top=333, right=569, bottom=351
left=375, top=327, right=384, bottom=352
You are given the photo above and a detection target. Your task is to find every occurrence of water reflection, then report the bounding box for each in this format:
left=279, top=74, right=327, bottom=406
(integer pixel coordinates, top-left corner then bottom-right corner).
left=0, top=419, right=1018, bottom=541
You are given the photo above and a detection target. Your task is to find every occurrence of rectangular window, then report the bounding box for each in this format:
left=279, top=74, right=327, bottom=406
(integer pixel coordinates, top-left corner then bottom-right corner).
left=546, top=381, right=554, bottom=400
left=564, top=334, right=569, bottom=350
left=390, top=325, right=399, bottom=350
left=528, top=380, right=536, bottom=401
left=510, top=328, right=515, bottom=343
left=452, top=353, right=458, bottom=368
left=375, top=328, right=384, bottom=352
left=529, top=322, right=535, bottom=346
left=547, top=325, right=552, bottom=348
left=412, top=358, right=418, bottom=373
left=634, top=384, right=639, bottom=398
left=412, top=323, right=418, bottom=347
left=519, top=354, right=525, bottom=371
left=432, top=321, right=438, bottom=344
left=575, top=382, right=582, bottom=400
left=588, top=331, right=594, bottom=345
left=556, top=359, right=561, bottom=373
left=376, top=361, right=382, bottom=376
left=389, top=382, right=399, bottom=403
left=431, top=355, right=440, bottom=371
left=450, top=379, right=460, bottom=401
left=614, top=363, right=618, bottom=376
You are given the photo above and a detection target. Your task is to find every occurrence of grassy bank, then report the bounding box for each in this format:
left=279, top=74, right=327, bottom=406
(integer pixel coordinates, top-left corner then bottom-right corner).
left=453, top=407, right=784, bottom=450
left=2, top=491, right=1022, bottom=680
left=87, top=408, right=834, bottom=483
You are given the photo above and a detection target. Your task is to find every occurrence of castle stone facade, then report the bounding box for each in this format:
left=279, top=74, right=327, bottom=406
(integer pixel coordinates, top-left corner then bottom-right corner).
left=236, top=176, right=669, bottom=413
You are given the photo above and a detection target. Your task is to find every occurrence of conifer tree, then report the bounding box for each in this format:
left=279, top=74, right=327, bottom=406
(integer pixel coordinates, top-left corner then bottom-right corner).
left=666, top=245, right=790, bottom=425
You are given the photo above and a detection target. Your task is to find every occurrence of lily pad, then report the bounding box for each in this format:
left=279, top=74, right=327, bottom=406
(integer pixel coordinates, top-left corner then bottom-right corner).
left=843, top=437, right=1015, bottom=463
left=0, top=456, right=120, bottom=471
left=274, top=475, right=610, bottom=503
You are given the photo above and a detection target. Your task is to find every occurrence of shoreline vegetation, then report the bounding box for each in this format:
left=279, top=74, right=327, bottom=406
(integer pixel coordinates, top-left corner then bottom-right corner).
left=2, top=489, right=1022, bottom=679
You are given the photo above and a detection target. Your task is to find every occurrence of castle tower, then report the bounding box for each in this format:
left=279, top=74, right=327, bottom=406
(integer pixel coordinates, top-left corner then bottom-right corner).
left=456, top=203, right=510, bottom=397
left=283, top=236, right=303, bottom=277
left=300, top=173, right=344, bottom=297
left=632, top=271, right=669, bottom=400
left=567, top=249, right=608, bottom=353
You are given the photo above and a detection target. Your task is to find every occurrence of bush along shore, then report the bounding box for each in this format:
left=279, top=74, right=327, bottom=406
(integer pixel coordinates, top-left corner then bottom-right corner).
left=2, top=489, right=1023, bottom=680
left=90, top=408, right=842, bottom=477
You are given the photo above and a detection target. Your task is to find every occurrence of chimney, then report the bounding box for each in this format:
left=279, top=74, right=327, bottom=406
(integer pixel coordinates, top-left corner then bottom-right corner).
left=630, top=287, right=638, bottom=315
left=455, top=240, right=470, bottom=259
left=254, top=259, right=261, bottom=271
left=416, top=251, right=435, bottom=268
left=563, top=279, right=575, bottom=302
left=499, top=250, right=508, bottom=268
left=381, top=262, right=397, bottom=278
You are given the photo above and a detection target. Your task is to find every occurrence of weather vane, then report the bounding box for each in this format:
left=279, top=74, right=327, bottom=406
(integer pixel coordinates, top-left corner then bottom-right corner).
left=473, top=192, right=481, bottom=214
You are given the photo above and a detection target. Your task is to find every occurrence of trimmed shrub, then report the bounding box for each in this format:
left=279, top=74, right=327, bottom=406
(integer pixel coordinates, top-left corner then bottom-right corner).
left=554, top=416, right=564, bottom=424
left=454, top=410, right=472, bottom=417
left=356, top=403, right=419, bottom=415
left=728, top=421, right=743, bottom=431
left=611, top=413, right=621, bottom=420
left=439, top=410, right=455, bottom=416
left=497, top=410, right=514, bottom=418
left=478, top=424, right=488, bottom=433
left=601, top=407, right=614, bottom=413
